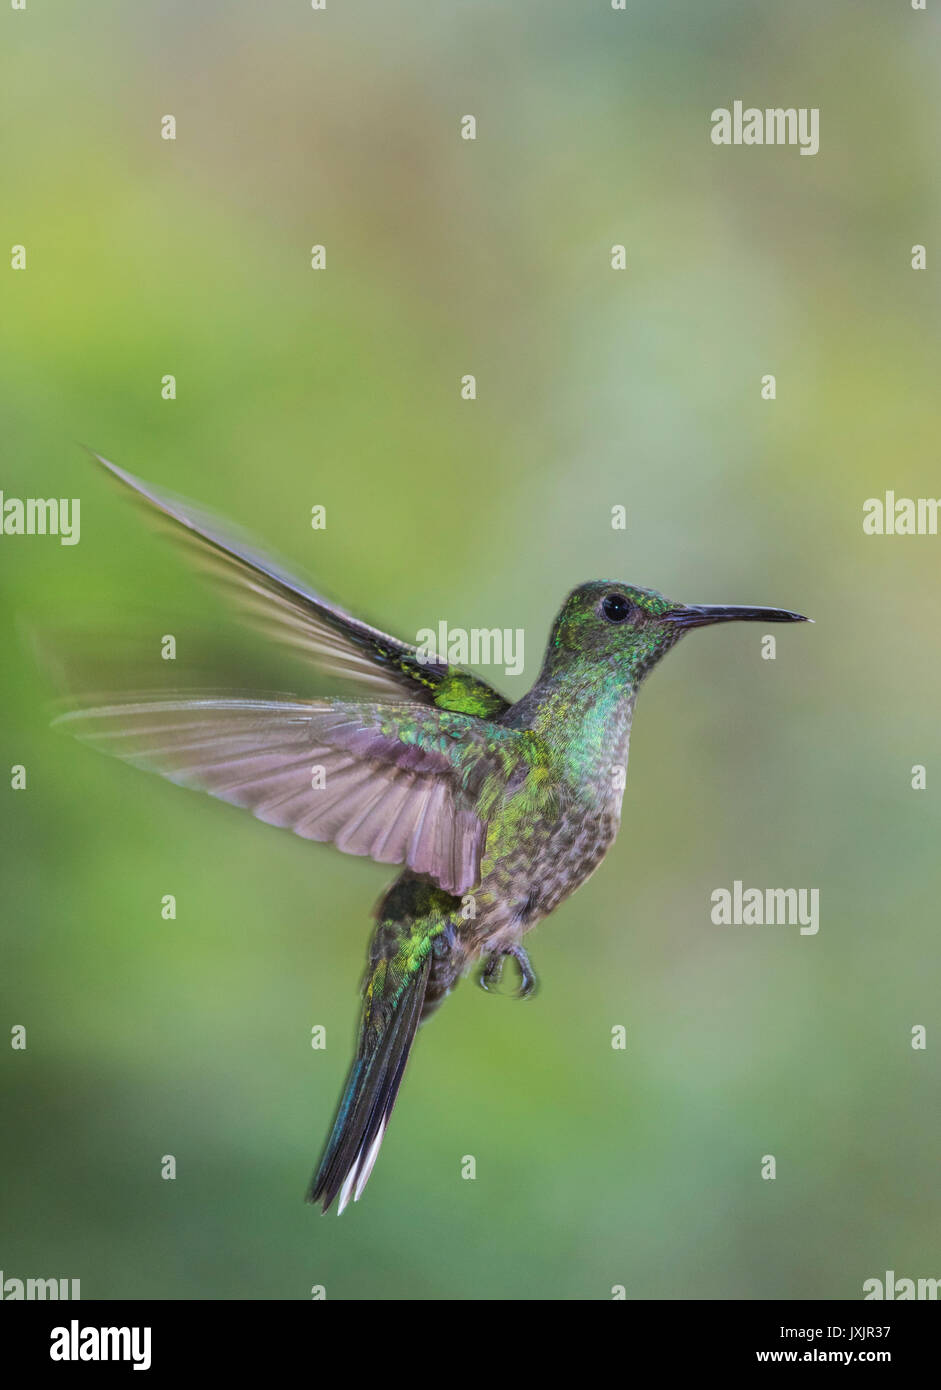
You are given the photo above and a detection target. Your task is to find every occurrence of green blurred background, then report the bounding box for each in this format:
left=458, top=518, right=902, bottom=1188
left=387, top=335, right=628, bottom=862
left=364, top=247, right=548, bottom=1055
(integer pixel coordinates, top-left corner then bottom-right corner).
left=2, top=0, right=939, bottom=1300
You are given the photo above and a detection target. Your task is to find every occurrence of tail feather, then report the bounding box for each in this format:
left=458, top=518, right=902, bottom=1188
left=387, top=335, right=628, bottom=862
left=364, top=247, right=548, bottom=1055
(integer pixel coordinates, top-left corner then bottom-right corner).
left=308, top=948, right=432, bottom=1214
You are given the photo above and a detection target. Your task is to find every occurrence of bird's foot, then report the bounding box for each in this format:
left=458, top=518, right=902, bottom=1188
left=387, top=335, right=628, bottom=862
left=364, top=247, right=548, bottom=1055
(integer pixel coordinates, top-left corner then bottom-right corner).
left=478, top=944, right=538, bottom=999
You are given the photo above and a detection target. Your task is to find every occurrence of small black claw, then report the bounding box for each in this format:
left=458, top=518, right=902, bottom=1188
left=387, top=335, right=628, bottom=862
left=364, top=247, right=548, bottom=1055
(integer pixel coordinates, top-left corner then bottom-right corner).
left=507, top=945, right=538, bottom=998
left=478, top=945, right=538, bottom=999
left=478, top=951, right=505, bottom=993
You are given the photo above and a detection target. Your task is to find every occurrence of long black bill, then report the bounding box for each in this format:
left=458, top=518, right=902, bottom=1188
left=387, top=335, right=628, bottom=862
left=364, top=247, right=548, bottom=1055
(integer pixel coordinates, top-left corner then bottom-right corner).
left=667, top=603, right=811, bottom=630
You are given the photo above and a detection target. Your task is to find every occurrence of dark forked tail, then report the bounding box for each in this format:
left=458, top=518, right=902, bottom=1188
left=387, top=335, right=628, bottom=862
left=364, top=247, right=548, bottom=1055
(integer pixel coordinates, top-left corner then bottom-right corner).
left=307, top=950, right=431, bottom=1213
left=308, top=890, right=459, bottom=1214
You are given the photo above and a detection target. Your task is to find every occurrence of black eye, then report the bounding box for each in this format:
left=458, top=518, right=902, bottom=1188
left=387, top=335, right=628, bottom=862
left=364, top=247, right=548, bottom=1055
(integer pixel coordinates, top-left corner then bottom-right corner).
left=602, top=593, right=632, bottom=623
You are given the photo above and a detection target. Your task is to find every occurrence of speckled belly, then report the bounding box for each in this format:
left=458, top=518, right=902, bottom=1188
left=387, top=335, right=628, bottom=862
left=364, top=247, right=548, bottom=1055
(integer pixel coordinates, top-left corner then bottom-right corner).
left=462, top=798, right=622, bottom=956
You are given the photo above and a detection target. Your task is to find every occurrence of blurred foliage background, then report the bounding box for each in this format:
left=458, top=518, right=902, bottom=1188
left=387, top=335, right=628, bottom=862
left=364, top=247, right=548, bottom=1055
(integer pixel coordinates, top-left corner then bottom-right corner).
left=2, top=0, right=939, bottom=1300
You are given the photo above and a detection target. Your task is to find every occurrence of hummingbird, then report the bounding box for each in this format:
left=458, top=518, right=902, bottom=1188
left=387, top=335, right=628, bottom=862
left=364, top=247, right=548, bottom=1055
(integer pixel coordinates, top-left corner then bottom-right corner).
left=56, top=456, right=810, bottom=1213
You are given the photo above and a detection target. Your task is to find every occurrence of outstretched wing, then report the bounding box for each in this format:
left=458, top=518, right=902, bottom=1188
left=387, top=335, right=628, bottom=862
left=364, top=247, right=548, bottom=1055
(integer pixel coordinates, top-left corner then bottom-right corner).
left=91, top=454, right=509, bottom=719
left=54, top=693, right=531, bottom=895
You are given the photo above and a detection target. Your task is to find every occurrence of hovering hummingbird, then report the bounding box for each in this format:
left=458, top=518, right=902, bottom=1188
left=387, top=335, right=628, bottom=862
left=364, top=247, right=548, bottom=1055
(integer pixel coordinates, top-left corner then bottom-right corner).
left=56, top=456, right=810, bottom=1213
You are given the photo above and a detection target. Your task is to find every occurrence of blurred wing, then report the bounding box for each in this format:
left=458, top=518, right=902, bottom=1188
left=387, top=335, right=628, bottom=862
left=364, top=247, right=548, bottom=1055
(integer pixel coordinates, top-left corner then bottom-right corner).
left=54, top=693, right=516, bottom=894
left=92, top=454, right=509, bottom=717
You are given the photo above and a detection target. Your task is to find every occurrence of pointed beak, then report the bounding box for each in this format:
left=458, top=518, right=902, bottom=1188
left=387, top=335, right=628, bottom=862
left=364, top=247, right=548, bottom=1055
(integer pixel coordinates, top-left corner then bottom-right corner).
left=666, top=603, right=812, bottom=630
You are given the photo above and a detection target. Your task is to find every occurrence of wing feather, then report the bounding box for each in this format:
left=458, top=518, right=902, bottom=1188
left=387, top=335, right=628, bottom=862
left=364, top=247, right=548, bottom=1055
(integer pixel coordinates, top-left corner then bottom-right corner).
left=92, top=454, right=509, bottom=717
left=54, top=693, right=522, bottom=894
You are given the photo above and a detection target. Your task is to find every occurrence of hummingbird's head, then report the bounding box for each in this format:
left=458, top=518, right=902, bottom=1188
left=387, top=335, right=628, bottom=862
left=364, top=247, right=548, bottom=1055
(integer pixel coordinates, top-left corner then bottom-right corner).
left=544, top=581, right=810, bottom=685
